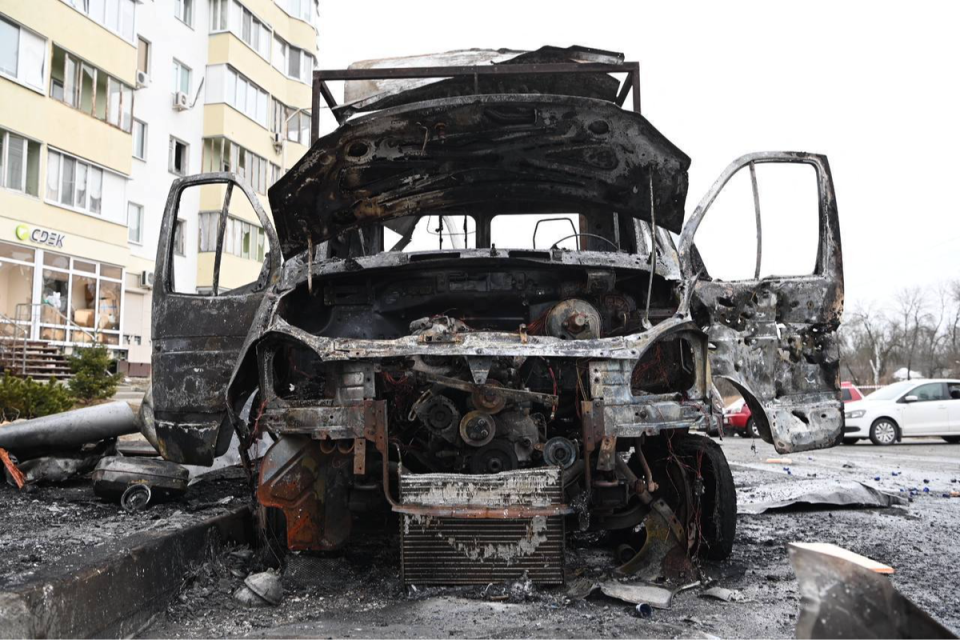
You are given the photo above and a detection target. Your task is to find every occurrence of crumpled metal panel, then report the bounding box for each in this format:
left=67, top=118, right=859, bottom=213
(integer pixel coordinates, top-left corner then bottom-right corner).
left=269, top=94, right=689, bottom=258
left=342, top=45, right=623, bottom=114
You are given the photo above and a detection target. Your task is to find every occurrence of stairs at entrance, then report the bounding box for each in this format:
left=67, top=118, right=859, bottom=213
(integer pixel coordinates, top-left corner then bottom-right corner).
left=0, top=339, right=73, bottom=381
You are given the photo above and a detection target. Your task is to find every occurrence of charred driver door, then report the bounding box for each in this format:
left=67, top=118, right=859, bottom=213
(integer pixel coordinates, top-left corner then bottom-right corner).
left=152, top=173, right=281, bottom=465
left=678, top=152, right=844, bottom=453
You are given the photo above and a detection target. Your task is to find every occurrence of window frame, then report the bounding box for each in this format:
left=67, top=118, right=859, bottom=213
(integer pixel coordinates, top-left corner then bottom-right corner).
left=172, top=58, right=192, bottom=96
left=45, top=148, right=105, bottom=216
left=136, top=36, right=150, bottom=76
left=59, top=0, right=137, bottom=44
left=0, top=128, right=41, bottom=197
left=0, top=16, right=47, bottom=94
left=174, top=0, right=194, bottom=28
left=127, top=201, right=144, bottom=245
left=132, top=119, right=147, bottom=160
left=168, top=136, right=189, bottom=177
left=50, top=45, right=133, bottom=132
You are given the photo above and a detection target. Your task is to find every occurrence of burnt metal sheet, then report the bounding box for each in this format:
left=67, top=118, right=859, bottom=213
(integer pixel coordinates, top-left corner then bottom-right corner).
left=788, top=543, right=955, bottom=639
left=339, top=45, right=624, bottom=115
left=678, top=152, right=845, bottom=455
left=270, top=94, right=689, bottom=259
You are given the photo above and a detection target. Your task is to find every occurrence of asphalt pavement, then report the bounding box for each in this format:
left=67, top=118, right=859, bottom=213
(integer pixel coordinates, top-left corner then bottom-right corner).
left=148, top=435, right=960, bottom=638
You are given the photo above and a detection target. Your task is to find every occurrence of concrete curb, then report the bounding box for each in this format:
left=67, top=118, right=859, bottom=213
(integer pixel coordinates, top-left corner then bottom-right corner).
left=0, top=505, right=252, bottom=639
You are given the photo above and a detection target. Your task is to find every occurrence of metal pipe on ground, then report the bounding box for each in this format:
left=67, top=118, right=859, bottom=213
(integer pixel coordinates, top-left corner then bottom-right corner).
left=0, top=401, right=139, bottom=454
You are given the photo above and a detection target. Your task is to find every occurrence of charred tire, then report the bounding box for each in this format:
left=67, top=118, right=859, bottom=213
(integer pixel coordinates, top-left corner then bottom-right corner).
left=644, top=434, right=737, bottom=561
left=943, top=436, right=960, bottom=444
left=869, top=418, right=899, bottom=446
left=842, top=438, right=860, bottom=446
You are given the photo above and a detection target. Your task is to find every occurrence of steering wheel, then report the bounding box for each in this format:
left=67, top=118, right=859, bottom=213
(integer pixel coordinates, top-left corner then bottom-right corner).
left=550, top=233, right=620, bottom=251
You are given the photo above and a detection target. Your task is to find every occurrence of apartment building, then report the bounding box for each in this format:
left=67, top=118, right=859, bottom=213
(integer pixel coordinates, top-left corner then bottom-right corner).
left=0, top=0, right=318, bottom=375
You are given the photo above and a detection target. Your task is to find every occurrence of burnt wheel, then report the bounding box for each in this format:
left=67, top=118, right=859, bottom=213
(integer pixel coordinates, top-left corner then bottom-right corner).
left=643, top=434, right=737, bottom=561
left=747, top=418, right=761, bottom=439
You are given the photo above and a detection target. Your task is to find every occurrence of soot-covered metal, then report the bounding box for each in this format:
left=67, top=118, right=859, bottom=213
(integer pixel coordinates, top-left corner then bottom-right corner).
left=149, top=47, right=844, bottom=586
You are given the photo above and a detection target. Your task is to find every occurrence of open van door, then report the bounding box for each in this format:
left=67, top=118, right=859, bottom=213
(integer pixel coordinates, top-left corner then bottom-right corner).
left=151, top=173, right=281, bottom=465
left=678, top=152, right=844, bottom=453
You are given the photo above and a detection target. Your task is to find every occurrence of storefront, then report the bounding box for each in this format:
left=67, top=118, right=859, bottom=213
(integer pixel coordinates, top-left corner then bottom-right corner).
left=0, top=238, right=124, bottom=348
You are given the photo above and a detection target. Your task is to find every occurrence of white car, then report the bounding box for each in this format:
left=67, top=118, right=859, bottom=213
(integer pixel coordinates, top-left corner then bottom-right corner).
left=843, top=379, right=960, bottom=445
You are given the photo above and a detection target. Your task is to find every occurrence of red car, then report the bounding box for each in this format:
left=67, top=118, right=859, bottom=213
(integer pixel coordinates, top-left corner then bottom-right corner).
left=721, top=381, right=863, bottom=438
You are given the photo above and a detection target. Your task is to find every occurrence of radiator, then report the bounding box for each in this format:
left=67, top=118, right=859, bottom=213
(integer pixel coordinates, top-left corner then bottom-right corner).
left=399, top=467, right=565, bottom=586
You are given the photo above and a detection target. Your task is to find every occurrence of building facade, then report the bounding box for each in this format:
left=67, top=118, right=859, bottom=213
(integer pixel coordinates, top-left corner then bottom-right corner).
left=0, top=0, right=318, bottom=375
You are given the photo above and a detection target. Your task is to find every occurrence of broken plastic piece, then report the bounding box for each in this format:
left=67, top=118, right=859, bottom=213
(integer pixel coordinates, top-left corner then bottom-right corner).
left=789, top=542, right=893, bottom=574
left=599, top=582, right=674, bottom=609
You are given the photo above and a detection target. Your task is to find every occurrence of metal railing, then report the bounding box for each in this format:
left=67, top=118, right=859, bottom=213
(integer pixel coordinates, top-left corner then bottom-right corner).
left=0, top=304, right=101, bottom=376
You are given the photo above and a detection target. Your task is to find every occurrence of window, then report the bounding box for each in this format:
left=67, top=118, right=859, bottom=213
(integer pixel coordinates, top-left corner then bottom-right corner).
left=210, top=0, right=229, bottom=31
left=907, top=383, right=947, bottom=403
left=127, top=202, right=143, bottom=244
left=0, top=17, right=46, bottom=92
left=132, top=119, right=147, bottom=160
left=172, top=59, right=191, bottom=95
left=50, top=46, right=133, bottom=132
left=169, top=137, right=188, bottom=176
left=276, top=0, right=314, bottom=23
left=225, top=67, right=268, bottom=127
left=38, top=251, right=123, bottom=344
left=269, top=162, right=281, bottom=189
left=137, top=37, right=150, bottom=75
left=270, top=99, right=310, bottom=144
left=234, top=3, right=270, bottom=58
left=173, top=220, right=185, bottom=256
left=271, top=35, right=313, bottom=83
left=46, top=150, right=103, bottom=214
left=199, top=212, right=266, bottom=260
left=174, top=0, right=193, bottom=27
left=0, top=128, right=41, bottom=196
left=948, top=383, right=960, bottom=400
left=202, top=137, right=268, bottom=194
left=60, top=0, right=136, bottom=43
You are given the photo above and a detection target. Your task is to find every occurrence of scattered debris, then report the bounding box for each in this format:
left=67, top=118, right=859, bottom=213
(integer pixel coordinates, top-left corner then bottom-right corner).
left=234, top=570, right=282, bottom=607
left=766, top=458, right=793, bottom=464
left=634, top=603, right=653, bottom=618
left=789, top=542, right=894, bottom=574
left=700, top=586, right=738, bottom=602
left=92, top=457, right=189, bottom=507
left=788, top=542, right=956, bottom=639
left=0, top=447, right=25, bottom=488
left=6, top=449, right=105, bottom=487
left=740, top=480, right=907, bottom=514
left=599, top=581, right=674, bottom=609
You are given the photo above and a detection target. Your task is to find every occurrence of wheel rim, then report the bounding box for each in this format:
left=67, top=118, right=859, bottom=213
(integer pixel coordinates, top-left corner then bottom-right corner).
left=874, top=422, right=896, bottom=444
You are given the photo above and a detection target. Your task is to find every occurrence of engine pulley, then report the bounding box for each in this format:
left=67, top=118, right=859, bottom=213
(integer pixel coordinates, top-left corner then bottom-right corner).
left=460, top=410, right=497, bottom=447
left=543, top=436, right=578, bottom=469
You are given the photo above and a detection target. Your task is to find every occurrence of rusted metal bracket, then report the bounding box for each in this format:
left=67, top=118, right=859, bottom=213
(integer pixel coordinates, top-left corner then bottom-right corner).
left=597, top=435, right=617, bottom=472
left=418, top=372, right=558, bottom=408
left=353, top=437, right=366, bottom=475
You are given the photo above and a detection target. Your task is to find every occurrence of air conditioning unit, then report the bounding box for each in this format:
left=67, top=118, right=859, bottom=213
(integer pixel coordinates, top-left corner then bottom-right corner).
left=136, top=70, right=150, bottom=88
left=173, top=91, right=189, bottom=111
left=272, top=132, right=283, bottom=151
left=140, top=270, right=155, bottom=289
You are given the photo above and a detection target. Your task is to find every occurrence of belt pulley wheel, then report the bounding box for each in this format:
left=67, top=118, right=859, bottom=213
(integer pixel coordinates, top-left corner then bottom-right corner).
left=460, top=410, right=497, bottom=447
left=469, top=439, right=518, bottom=474
left=471, top=380, right=507, bottom=414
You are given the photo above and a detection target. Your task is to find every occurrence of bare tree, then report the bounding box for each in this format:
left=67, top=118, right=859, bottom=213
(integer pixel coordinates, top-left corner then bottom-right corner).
left=845, top=305, right=896, bottom=386
left=893, top=287, right=926, bottom=381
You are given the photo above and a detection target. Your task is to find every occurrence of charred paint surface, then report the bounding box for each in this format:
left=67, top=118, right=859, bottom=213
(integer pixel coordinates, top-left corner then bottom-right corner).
left=269, top=95, right=690, bottom=259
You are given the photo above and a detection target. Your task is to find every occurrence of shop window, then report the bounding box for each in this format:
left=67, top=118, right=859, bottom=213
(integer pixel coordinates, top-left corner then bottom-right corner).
left=169, top=137, right=188, bottom=176
left=39, top=255, right=124, bottom=345
left=0, top=242, right=35, bottom=332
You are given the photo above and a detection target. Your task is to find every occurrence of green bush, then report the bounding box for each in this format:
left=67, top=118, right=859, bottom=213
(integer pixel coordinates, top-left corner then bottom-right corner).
left=68, top=345, right=124, bottom=403
left=0, top=374, right=75, bottom=420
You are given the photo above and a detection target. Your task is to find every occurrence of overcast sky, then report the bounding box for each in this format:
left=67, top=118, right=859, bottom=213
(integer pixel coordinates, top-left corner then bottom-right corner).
left=315, top=1, right=960, bottom=313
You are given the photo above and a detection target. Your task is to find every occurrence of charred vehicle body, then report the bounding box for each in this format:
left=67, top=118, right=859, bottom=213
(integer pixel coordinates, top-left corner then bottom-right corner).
left=148, top=47, right=844, bottom=584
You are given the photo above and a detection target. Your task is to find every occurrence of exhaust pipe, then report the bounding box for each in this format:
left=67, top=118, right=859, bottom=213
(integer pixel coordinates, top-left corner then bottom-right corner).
left=0, top=401, right=139, bottom=455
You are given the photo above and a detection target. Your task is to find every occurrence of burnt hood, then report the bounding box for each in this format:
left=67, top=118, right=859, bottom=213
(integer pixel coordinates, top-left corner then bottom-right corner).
left=269, top=94, right=690, bottom=259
